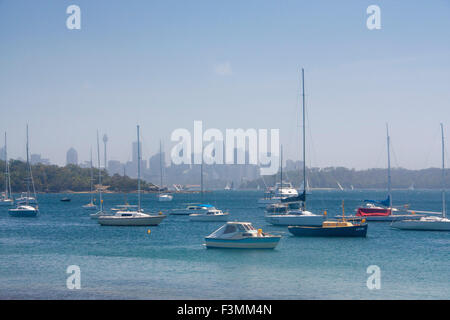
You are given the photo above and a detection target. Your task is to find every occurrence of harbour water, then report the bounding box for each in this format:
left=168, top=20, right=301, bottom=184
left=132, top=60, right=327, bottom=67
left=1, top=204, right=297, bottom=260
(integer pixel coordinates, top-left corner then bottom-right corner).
left=0, top=190, right=448, bottom=299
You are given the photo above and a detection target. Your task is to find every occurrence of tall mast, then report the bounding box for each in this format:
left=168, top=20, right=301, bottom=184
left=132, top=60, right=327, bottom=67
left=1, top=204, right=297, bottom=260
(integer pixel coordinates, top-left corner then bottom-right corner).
left=97, top=130, right=103, bottom=212
left=280, top=144, right=283, bottom=193
left=4, top=132, right=8, bottom=197
left=301, top=68, right=306, bottom=210
left=441, top=123, right=446, bottom=218
left=386, top=123, right=392, bottom=208
left=200, top=141, right=204, bottom=202
left=89, top=147, right=94, bottom=204
left=26, top=125, right=30, bottom=205
left=159, top=140, right=163, bottom=192
left=137, top=125, right=141, bottom=212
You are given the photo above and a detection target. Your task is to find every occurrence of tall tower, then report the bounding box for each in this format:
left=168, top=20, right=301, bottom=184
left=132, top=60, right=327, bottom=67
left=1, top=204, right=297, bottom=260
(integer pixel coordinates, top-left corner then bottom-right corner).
left=103, top=134, right=108, bottom=170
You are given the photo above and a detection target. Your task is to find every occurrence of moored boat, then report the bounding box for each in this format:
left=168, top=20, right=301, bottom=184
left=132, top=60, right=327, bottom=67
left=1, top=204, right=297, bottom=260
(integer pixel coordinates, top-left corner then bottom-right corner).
left=204, top=222, right=281, bottom=249
left=189, top=208, right=229, bottom=222
left=289, top=220, right=368, bottom=237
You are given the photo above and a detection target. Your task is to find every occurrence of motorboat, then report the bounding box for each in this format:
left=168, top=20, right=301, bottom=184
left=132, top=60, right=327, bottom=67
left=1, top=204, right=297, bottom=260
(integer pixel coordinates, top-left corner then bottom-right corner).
left=60, top=197, right=71, bottom=202
left=8, top=205, right=38, bottom=217
left=98, top=210, right=166, bottom=226
left=157, top=193, right=173, bottom=202
left=189, top=208, right=229, bottom=222
left=204, top=222, right=281, bottom=249
left=171, top=203, right=215, bottom=215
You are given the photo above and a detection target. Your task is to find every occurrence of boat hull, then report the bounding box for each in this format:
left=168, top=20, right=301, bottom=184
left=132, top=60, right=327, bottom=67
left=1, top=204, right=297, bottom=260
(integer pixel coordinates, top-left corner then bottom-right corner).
left=265, top=214, right=324, bottom=226
left=204, top=236, right=281, bottom=249
left=339, top=214, right=425, bottom=222
left=288, top=224, right=368, bottom=237
left=98, top=215, right=166, bottom=226
left=0, top=200, right=14, bottom=206
left=8, top=209, right=38, bottom=217
left=391, top=220, right=450, bottom=231
left=189, top=213, right=229, bottom=222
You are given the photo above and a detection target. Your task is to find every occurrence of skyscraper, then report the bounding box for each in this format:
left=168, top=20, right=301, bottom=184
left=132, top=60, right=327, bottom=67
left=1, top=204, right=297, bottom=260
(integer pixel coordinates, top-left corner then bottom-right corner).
left=66, top=147, right=78, bottom=165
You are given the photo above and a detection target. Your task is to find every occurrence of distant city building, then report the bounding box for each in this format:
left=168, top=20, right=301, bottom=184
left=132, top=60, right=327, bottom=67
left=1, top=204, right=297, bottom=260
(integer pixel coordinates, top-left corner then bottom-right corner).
left=66, top=147, right=78, bottom=165
left=108, top=160, right=123, bottom=176
left=30, top=154, right=50, bottom=165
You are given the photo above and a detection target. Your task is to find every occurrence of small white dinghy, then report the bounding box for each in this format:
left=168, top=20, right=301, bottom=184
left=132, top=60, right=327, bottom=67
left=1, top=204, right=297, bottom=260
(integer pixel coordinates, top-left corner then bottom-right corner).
left=157, top=193, right=173, bottom=202
left=189, top=208, right=229, bottom=222
left=204, top=222, right=281, bottom=249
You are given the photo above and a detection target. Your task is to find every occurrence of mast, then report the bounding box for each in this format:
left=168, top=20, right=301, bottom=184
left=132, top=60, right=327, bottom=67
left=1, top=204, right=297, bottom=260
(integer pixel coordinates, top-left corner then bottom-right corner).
left=137, top=125, right=141, bottom=212
left=89, top=148, right=94, bottom=204
left=441, top=123, right=446, bottom=218
left=159, top=140, right=163, bottom=193
left=301, top=68, right=306, bottom=210
left=4, top=132, right=8, bottom=198
left=26, top=125, right=30, bottom=205
left=97, top=130, right=103, bottom=212
left=200, top=144, right=204, bottom=202
left=280, top=144, right=283, bottom=194
left=386, top=123, right=392, bottom=208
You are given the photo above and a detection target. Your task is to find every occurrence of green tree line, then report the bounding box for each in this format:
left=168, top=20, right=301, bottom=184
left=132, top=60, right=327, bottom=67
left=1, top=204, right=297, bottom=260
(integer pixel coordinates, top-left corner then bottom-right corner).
left=241, top=166, right=450, bottom=189
left=0, top=160, right=157, bottom=193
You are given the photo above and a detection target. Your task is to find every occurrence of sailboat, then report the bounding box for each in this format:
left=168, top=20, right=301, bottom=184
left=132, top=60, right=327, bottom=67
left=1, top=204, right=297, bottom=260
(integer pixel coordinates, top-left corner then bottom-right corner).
left=98, top=125, right=167, bottom=226
left=0, top=133, right=14, bottom=206
left=83, top=148, right=98, bottom=210
left=157, top=141, right=173, bottom=202
left=351, top=124, right=424, bottom=221
left=257, top=145, right=298, bottom=208
left=9, top=125, right=38, bottom=217
left=265, top=68, right=325, bottom=227
left=90, top=131, right=107, bottom=219
left=391, top=124, right=450, bottom=231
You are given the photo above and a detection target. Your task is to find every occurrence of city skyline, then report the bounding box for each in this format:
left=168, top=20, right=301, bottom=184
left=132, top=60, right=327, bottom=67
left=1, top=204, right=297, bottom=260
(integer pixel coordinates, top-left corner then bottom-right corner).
left=0, top=1, right=449, bottom=170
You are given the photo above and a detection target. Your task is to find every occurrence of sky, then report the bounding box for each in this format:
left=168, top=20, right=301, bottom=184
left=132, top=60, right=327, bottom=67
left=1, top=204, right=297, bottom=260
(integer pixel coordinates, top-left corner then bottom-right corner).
left=0, top=0, right=449, bottom=170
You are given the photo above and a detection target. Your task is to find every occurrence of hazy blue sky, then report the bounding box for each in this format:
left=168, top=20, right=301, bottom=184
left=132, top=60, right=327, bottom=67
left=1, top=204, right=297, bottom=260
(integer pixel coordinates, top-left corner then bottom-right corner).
left=1, top=0, right=449, bottom=169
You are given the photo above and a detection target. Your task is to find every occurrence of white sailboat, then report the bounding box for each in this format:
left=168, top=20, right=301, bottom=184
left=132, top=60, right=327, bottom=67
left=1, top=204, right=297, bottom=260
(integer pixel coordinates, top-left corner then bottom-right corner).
left=98, top=125, right=167, bottom=226
left=90, top=131, right=107, bottom=219
left=157, top=141, right=173, bottom=202
left=0, top=132, right=14, bottom=206
left=265, top=68, right=325, bottom=227
left=83, top=148, right=98, bottom=210
left=391, top=124, right=450, bottom=231
left=9, top=125, right=38, bottom=217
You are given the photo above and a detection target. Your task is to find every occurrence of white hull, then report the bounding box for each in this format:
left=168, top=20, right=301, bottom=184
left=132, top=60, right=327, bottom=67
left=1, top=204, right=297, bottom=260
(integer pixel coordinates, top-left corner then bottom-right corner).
left=391, top=219, right=450, bottom=231
left=9, top=205, right=38, bottom=217
left=265, top=213, right=324, bottom=226
left=338, top=214, right=425, bottom=222
left=83, top=204, right=98, bottom=210
left=158, top=194, right=173, bottom=202
left=190, top=213, right=229, bottom=222
left=98, top=214, right=166, bottom=226
left=204, top=239, right=280, bottom=249
left=0, top=199, right=14, bottom=206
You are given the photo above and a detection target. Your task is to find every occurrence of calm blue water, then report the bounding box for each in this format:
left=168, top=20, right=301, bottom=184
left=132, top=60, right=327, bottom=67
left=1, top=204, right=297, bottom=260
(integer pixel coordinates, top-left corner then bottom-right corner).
left=0, top=190, right=448, bottom=299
